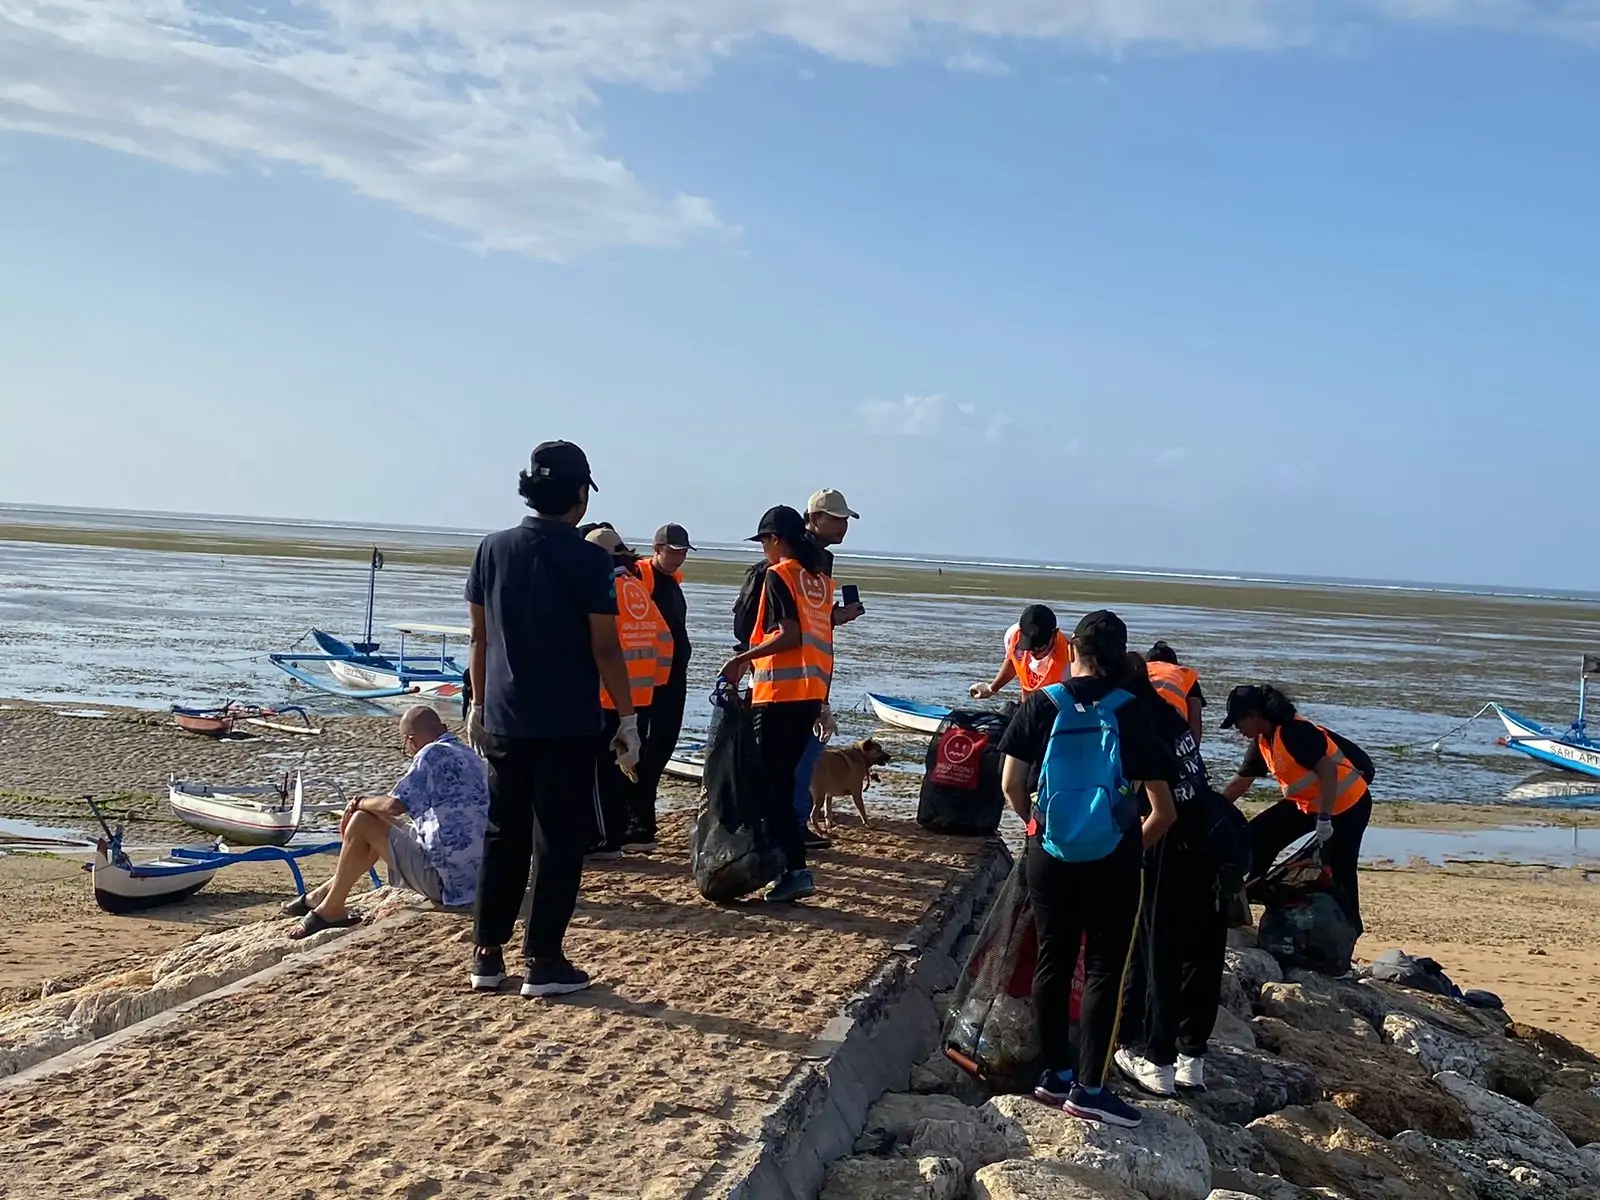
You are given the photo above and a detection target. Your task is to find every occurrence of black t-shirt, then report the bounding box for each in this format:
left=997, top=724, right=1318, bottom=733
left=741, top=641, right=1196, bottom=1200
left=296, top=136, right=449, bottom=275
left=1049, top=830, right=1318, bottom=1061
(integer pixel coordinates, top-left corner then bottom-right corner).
left=1190, top=680, right=1207, bottom=708
left=1236, top=717, right=1330, bottom=779
left=649, top=569, right=691, bottom=674
left=465, top=517, right=616, bottom=739
left=759, top=570, right=799, bottom=635
left=1142, top=689, right=1209, bottom=806
left=997, top=677, right=1179, bottom=785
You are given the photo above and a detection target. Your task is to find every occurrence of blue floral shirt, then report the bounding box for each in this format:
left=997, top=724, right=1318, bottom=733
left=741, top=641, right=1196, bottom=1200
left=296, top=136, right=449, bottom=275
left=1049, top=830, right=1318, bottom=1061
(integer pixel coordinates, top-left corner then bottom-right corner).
left=391, top=733, right=490, bottom=907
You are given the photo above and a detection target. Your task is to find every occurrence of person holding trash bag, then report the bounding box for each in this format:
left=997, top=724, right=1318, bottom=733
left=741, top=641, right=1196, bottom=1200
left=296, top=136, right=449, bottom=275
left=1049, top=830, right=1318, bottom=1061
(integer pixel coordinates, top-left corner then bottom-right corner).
left=997, top=610, right=1178, bottom=1129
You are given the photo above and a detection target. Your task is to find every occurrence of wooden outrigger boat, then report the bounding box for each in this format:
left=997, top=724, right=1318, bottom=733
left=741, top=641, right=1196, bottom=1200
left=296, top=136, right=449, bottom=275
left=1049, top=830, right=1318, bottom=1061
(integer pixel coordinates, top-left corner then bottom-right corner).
left=167, top=773, right=341, bottom=846
left=866, top=692, right=952, bottom=736
left=1493, top=655, right=1600, bottom=781
left=170, top=702, right=319, bottom=737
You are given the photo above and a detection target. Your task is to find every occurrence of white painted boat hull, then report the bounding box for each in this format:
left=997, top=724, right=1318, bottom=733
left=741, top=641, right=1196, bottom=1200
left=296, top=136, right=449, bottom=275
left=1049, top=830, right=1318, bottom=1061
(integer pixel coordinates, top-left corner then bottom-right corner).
left=326, top=661, right=462, bottom=708
left=867, top=694, right=947, bottom=736
left=665, top=757, right=704, bottom=782
left=90, top=848, right=218, bottom=914
left=169, top=776, right=304, bottom=847
left=1493, top=704, right=1600, bottom=780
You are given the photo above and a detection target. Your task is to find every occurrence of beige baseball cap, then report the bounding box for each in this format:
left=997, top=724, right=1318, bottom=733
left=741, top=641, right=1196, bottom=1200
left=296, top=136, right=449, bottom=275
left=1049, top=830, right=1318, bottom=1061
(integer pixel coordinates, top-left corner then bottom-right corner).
left=585, top=527, right=635, bottom=556
left=806, top=489, right=860, bottom=520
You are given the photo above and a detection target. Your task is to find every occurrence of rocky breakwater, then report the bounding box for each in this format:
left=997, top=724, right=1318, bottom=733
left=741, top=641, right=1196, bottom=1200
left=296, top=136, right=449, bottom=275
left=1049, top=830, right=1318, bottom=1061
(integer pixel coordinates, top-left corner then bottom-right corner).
left=816, top=935, right=1600, bottom=1200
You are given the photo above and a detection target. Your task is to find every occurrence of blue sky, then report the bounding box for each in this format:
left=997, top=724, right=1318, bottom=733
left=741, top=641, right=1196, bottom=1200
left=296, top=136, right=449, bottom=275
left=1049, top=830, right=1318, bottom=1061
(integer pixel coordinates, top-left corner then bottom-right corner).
left=1, top=3, right=1597, bottom=590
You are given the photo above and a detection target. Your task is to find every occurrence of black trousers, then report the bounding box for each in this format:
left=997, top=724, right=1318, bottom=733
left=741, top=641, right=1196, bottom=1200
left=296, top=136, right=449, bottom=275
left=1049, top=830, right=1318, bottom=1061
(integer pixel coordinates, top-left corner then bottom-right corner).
left=598, top=707, right=652, bottom=844
left=1025, top=832, right=1143, bottom=1088
left=1250, top=791, right=1372, bottom=934
left=1120, top=834, right=1229, bottom=1064
left=752, top=700, right=819, bottom=874
left=473, top=733, right=600, bottom=963
left=639, top=672, right=688, bottom=814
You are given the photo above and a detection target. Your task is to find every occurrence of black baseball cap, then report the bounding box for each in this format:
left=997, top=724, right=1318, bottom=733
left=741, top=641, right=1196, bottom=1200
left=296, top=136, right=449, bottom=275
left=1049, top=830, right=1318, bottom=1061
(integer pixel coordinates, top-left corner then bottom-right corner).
left=1071, top=609, right=1128, bottom=661
left=1221, top=684, right=1268, bottom=730
left=748, top=505, right=808, bottom=543
left=529, top=440, right=597, bottom=490
left=654, top=523, right=697, bottom=551
left=1016, top=604, right=1058, bottom=652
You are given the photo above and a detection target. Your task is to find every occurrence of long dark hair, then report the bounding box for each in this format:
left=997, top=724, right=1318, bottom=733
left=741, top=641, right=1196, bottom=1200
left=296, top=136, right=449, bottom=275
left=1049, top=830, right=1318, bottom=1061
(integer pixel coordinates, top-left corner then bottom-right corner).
left=1257, top=685, right=1298, bottom=726
left=786, top=532, right=828, bottom=577
left=1124, top=652, right=1163, bottom=710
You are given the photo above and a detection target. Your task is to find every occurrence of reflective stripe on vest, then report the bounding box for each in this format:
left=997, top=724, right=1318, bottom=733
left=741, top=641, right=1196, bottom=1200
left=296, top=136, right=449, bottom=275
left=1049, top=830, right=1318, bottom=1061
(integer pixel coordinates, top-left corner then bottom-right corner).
left=1259, top=724, right=1368, bottom=816
left=601, top=571, right=673, bottom=710
left=1004, top=625, right=1072, bottom=696
left=750, top=558, right=834, bottom=704
left=1146, top=662, right=1199, bottom=722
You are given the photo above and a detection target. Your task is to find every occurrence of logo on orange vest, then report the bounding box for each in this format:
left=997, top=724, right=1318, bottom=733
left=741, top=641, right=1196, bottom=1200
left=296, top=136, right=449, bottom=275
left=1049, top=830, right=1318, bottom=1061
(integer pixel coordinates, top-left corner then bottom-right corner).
left=941, top=730, right=975, bottom=765
left=799, top=571, right=829, bottom=609
left=620, top=578, right=652, bottom=622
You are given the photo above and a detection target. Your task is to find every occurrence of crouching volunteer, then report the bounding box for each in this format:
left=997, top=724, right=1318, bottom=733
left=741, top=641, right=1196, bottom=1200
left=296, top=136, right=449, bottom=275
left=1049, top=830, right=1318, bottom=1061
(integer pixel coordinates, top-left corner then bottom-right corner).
left=719, top=505, right=834, bottom=904
left=1220, top=684, right=1373, bottom=933
left=586, top=528, right=674, bottom=857
left=1144, top=641, right=1205, bottom=743
left=971, top=604, right=1073, bottom=700
left=1114, top=654, right=1235, bottom=1098
left=997, top=610, right=1177, bottom=1129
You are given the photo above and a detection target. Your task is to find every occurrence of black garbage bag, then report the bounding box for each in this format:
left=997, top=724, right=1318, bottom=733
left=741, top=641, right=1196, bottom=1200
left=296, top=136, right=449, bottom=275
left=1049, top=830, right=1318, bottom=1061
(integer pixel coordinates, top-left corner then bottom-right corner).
left=1251, top=836, right=1358, bottom=976
left=1370, top=949, right=1462, bottom=998
left=690, top=687, right=786, bottom=903
left=917, top=707, right=1013, bottom=836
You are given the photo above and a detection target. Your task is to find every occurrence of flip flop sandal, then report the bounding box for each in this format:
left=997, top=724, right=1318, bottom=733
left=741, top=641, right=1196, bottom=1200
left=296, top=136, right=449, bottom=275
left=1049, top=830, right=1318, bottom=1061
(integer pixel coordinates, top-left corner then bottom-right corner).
left=289, top=910, right=362, bottom=940
left=281, top=895, right=313, bottom=919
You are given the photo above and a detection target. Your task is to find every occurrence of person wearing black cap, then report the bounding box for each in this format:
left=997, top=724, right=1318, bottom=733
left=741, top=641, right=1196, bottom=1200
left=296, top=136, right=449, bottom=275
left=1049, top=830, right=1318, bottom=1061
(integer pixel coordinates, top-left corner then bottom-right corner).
left=636, top=523, right=697, bottom=846
left=463, top=440, right=641, bottom=998
left=1220, top=685, right=1374, bottom=934
left=996, top=610, right=1178, bottom=1128
left=970, top=604, right=1075, bottom=701
left=719, top=505, right=834, bottom=904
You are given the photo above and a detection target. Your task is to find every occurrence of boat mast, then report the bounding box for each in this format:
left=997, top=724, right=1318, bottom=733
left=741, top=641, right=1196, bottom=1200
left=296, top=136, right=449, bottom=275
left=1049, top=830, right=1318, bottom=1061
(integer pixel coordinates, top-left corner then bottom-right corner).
left=358, top=546, right=383, bottom=653
left=1580, top=654, right=1596, bottom=739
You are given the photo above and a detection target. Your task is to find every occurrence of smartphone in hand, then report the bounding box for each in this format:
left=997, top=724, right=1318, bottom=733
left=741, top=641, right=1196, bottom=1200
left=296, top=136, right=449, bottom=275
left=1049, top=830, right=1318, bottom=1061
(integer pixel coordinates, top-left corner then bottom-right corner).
left=840, top=584, right=860, bottom=607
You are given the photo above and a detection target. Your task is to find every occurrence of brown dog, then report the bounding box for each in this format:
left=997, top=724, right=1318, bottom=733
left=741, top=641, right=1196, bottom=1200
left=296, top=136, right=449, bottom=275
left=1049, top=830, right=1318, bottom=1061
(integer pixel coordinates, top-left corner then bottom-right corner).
left=809, top=738, right=892, bottom=832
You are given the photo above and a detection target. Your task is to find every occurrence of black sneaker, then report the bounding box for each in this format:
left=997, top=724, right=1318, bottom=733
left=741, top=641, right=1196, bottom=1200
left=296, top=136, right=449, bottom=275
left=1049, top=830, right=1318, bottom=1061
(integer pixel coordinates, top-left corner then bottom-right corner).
left=1063, top=1084, right=1142, bottom=1129
left=521, top=958, right=591, bottom=998
left=470, top=945, right=506, bottom=992
left=585, top=843, right=624, bottom=861
left=803, top=832, right=832, bottom=852
left=621, top=832, right=657, bottom=854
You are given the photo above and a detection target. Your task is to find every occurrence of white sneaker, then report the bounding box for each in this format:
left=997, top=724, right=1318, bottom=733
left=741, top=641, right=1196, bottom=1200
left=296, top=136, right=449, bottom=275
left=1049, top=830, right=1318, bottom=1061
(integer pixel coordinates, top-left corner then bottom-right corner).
left=1114, top=1048, right=1176, bottom=1097
left=1175, top=1054, right=1206, bottom=1092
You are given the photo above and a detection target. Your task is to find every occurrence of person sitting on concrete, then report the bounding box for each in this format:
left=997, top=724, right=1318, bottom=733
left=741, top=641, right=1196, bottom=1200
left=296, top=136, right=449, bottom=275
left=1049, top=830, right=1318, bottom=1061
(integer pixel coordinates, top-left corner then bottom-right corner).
left=287, top=706, right=489, bottom=938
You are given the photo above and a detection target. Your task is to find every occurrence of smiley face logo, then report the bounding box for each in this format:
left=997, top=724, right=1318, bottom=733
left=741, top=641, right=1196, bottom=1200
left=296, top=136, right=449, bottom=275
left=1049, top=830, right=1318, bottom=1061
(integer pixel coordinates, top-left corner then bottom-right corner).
left=943, top=730, right=975, bottom=764
left=621, top=578, right=652, bottom=622
left=799, top=571, right=830, bottom=610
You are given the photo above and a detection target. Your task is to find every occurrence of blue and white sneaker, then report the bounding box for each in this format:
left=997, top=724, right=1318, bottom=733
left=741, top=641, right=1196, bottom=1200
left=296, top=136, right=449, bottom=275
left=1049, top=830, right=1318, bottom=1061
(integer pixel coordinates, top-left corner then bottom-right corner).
left=1033, top=1068, right=1076, bottom=1106
left=1064, top=1084, right=1142, bottom=1129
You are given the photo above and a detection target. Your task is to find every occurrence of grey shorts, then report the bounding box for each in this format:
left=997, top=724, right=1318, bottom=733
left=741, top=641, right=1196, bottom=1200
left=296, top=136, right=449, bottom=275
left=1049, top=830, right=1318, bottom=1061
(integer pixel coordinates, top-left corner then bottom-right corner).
left=387, top=823, right=444, bottom=904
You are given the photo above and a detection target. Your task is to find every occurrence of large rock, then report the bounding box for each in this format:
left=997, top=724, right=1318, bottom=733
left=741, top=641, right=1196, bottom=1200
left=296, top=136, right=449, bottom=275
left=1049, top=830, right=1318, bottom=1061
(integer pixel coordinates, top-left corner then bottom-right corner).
left=1383, top=1013, right=1491, bottom=1087
left=1283, top=968, right=1388, bottom=1031
left=1210, top=1007, right=1257, bottom=1052
left=1433, top=1070, right=1596, bottom=1191
left=1219, top=971, right=1254, bottom=1024
left=858, top=1093, right=982, bottom=1152
left=908, top=1116, right=1013, bottom=1181
left=819, top=1155, right=965, bottom=1200
left=1251, top=1017, right=1472, bottom=1139
left=1225, top=949, right=1283, bottom=1001
left=1392, top=1131, right=1572, bottom=1200
left=983, top=1094, right=1211, bottom=1200
left=1535, top=1088, right=1600, bottom=1149
left=1509, top=1023, right=1600, bottom=1070
left=910, top=1050, right=991, bottom=1107
left=1248, top=1103, right=1476, bottom=1200
left=1359, top=980, right=1505, bottom=1041
left=1483, top=1035, right=1560, bottom=1107
left=1144, top=1100, right=1276, bottom=1175
left=1203, top=1194, right=1259, bottom=1200
left=1258, top=982, right=1379, bottom=1044
left=1186, top=1043, right=1320, bottom=1126
left=1206, top=1170, right=1318, bottom=1200
left=971, top=1160, right=1150, bottom=1200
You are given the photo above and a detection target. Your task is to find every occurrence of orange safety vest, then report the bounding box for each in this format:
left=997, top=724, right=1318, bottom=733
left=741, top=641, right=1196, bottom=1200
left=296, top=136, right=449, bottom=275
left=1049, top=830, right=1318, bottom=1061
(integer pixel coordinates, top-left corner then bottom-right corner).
left=750, top=558, right=834, bottom=704
left=1004, top=625, right=1073, bottom=696
left=600, top=568, right=674, bottom=710
left=633, top=561, right=680, bottom=686
left=1259, top=723, right=1368, bottom=816
left=1146, top=661, right=1199, bottom=722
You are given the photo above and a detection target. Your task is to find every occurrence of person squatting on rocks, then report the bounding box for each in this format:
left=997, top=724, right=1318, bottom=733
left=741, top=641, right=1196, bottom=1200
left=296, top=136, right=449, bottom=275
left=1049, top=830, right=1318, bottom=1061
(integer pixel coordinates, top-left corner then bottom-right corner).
left=719, top=504, right=836, bottom=904
left=464, top=440, right=642, bottom=999
left=1220, top=683, right=1374, bottom=934
left=997, top=610, right=1178, bottom=1129
left=287, top=705, right=489, bottom=939
left=1113, top=653, right=1230, bottom=1097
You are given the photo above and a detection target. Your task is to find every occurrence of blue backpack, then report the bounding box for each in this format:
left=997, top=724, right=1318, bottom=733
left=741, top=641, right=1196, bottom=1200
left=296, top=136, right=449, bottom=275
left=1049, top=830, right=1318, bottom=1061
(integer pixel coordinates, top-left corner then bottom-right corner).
left=1036, top=685, right=1139, bottom=863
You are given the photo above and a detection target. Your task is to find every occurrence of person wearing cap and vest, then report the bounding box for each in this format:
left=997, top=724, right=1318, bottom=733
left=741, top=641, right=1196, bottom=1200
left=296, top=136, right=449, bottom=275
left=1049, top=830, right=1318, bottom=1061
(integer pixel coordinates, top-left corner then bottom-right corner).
left=638, top=523, right=696, bottom=842
left=971, top=604, right=1074, bottom=700
left=586, top=528, right=674, bottom=858
left=720, top=505, right=834, bottom=904
left=1144, top=642, right=1205, bottom=744
left=464, top=440, right=640, bottom=1000
left=1220, top=684, right=1374, bottom=934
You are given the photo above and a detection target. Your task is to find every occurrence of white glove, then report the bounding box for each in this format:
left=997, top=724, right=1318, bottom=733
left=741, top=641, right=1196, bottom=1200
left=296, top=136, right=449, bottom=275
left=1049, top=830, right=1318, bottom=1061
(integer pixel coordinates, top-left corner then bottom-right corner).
left=468, top=707, right=489, bottom=757
left=1314, top=816, right=1334, bottom=845
left=611, top=715, right=642, bottom=778
left=969, top=682, right=995, bottom=700
left=815, top=704, right=837, bottom=744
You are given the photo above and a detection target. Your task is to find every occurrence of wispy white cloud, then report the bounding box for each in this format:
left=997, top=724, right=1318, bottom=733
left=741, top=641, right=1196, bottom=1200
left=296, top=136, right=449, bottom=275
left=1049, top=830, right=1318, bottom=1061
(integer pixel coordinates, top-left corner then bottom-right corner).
left=946, top=50, right=1012, bottom=76
left=2, top=1, right=1597, bottom=261
left=860, top=392, right=1012, bottom=441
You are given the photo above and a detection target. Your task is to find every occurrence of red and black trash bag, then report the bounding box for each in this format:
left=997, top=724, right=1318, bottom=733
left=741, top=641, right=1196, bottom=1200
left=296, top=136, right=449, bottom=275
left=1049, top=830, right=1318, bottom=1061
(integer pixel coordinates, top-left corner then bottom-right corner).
left=1250, top=835, right=1358, bottom=977
left=917, top=708, right=1013, bottom=836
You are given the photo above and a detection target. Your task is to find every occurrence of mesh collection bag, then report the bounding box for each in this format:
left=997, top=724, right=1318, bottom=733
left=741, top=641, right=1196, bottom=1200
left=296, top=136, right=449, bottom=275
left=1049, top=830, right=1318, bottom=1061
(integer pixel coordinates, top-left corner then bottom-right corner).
left=690, top=686, right=786, bottom=903
left=1250, top=835, right=1358, bottom=976
left=943, top=855, right=1084, bottom=1091
left=917, top=708, right=1013, bottom=836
